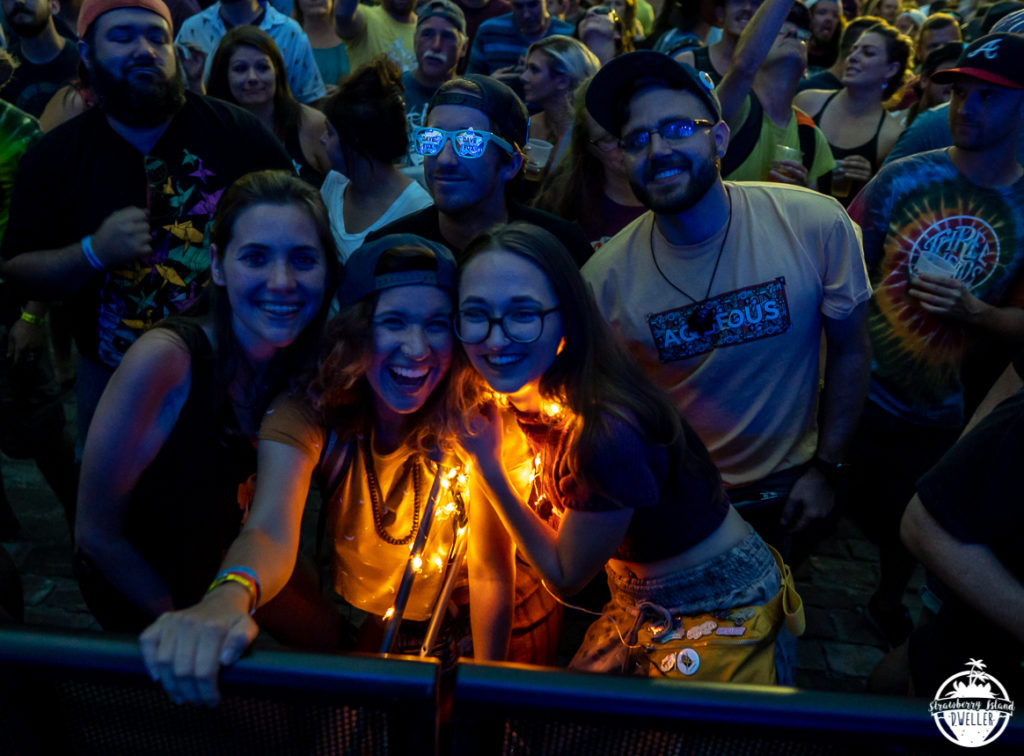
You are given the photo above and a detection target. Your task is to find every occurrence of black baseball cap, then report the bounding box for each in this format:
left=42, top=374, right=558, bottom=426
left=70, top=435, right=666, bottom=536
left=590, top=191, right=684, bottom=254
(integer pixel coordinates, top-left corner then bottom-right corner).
left=427, top=75, right=529, bottom=152
left=586, top=51, right=721, bottom=137
left=416, top=0, right=466, bottom=35
left=338, top=234, right=457, bottom=308
left=931, top=32, right=1024, bottom=89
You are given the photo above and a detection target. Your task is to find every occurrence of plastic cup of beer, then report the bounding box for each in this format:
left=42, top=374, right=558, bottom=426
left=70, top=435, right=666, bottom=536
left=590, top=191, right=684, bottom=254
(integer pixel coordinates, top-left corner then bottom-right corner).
left=770, top=144, right=802, bottom=182
left=524, top=138, right=554, bottom=180
left=914, top=249, right=958, bottom=280
left=831, top=166, right=852, bottom=198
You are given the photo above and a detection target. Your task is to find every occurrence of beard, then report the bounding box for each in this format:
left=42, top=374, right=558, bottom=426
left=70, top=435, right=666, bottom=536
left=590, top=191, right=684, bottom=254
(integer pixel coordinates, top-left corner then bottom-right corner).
left=9, top=13, right=50, bottom=37
left=630, top=153, right=720, bottom=215
left=90, top=55, right=186, bottom=128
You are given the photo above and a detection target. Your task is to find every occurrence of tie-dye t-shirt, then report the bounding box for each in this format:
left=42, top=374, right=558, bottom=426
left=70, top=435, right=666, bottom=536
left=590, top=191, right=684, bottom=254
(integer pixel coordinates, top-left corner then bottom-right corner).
left=848, top=149, right=1024, bottom=427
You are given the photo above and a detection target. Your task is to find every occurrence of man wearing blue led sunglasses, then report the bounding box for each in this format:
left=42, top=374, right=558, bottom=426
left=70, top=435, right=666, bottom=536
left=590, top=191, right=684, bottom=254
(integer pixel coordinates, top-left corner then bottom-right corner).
left=368, top=74, right=591, bottom=264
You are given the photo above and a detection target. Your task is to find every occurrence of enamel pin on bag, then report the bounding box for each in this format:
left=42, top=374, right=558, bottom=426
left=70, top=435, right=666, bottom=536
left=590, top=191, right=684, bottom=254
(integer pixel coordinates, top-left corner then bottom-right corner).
left=627, top=546, right=805, bottom=685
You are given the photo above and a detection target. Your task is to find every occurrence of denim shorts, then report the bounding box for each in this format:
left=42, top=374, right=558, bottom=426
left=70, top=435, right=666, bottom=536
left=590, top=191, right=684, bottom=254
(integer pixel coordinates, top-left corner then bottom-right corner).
left=570, top=528, right=789, bottom=678
left=604, top=527, right=780, bottom=616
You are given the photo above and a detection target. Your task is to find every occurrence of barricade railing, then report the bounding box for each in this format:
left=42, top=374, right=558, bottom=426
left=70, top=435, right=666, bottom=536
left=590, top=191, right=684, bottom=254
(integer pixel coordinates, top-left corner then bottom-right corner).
left=0, top=625, right=440, bottom=756
left=2, top=626, right=1021, bottom=755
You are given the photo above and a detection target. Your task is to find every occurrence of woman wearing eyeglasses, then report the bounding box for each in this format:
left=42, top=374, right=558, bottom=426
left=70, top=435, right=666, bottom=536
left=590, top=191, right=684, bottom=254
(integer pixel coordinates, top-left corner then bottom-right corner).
left=140, top=234, right=515, bottom=704
left=319, top=58, right=432, bottom=263
left=533, top=77, right=645, bottom=248
left=454, top=222, right=798, bottom=682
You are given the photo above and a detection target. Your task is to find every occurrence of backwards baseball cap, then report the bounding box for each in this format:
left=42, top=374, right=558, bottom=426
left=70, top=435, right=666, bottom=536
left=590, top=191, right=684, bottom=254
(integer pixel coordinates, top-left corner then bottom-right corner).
left=338, top=234, right=457, bottom=308
left=931, top=32, right=1024, bottom=90
left=586, top=51, right=721, bottom=137
left=427, top=74, right=529, bottom=152
left=416, top=0, right=466, bottom=35
left=78, top=0, right=174, bottom=37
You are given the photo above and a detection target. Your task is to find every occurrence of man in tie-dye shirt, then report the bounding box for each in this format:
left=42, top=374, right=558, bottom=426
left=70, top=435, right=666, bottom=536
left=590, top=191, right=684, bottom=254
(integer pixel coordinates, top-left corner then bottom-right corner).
left=845, top=32, right=1024, bottom=649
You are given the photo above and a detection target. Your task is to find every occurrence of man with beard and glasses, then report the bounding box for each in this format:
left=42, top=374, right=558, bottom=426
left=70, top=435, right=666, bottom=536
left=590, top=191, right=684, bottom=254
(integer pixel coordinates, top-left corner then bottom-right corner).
left=843, top=32, right=1024, bottom=649
left=367, top=73, right=591, bottom=264
left=1, top=0, right=80, bottom=117
left=581, top=51, right=871, bottom=562
left=0, top=0, right=292, bottom=458
left=176, top=0, right=326, bottom=103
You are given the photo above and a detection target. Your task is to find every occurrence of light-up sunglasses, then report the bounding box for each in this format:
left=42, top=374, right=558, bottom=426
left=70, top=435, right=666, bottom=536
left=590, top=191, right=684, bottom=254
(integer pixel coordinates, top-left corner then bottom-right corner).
left=412, top=126, right=515, bottom=159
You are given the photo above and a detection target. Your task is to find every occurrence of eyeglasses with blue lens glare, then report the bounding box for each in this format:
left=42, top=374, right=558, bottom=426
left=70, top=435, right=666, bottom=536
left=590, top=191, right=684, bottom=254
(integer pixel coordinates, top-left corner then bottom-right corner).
left=412, top=126, right=515, bottom=159
left=618, top=118, right=715, bottom=153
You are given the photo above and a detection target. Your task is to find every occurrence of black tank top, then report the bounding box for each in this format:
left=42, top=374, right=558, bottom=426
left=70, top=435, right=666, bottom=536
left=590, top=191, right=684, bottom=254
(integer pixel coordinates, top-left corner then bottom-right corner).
left=691, top=45, right=724, bottom=86
left=812, top=89, right=888, bottom=200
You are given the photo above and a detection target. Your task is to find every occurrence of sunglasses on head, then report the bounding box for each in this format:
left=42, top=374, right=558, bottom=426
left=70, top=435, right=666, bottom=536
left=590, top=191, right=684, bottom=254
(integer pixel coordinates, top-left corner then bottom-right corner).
left=412, top=126, right=515, bottom=159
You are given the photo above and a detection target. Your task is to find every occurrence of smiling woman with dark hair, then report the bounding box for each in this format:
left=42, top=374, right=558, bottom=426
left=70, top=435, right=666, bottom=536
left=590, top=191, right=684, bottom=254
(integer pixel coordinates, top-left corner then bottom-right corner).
left=207, top=26, right=330, bottom=185
left=138, top=233, right=531, bottom=705
left=454, top=222, right=802, bottom=683
left=75, top=170, right=339, bottom=637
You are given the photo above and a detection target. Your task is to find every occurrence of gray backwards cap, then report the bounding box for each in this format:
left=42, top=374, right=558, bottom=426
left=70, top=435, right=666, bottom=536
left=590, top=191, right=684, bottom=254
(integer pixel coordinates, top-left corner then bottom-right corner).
left=586, top=51, right=721, bottom=137
left=338, top=234, right=457, bottom=308
left=427, top=74, right=529, bottom=152
left=416, top=0, right=466, bottom=34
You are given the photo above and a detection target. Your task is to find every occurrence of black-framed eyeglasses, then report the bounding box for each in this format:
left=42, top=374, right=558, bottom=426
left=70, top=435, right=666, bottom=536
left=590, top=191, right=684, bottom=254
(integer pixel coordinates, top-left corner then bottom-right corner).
left=619, top=118, right=714, bottom=153
left=455, top=307, right=560, bottom=344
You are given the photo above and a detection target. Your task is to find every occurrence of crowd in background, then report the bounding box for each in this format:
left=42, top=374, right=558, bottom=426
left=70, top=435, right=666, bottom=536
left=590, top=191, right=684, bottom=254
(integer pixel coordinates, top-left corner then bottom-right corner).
left=0, top=0, right=1022, bottom=707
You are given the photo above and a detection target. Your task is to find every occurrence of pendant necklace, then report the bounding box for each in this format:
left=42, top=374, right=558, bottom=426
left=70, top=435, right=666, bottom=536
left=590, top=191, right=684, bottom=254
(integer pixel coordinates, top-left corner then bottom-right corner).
left=649, top=193, right=732, bottom=335
left=363, top=433, right=421, bottom=545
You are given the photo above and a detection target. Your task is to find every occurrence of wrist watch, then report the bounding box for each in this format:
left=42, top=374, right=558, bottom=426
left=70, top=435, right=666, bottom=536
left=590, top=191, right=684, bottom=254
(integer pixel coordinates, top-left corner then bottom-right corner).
left=810, top=455, right=846, bottom=486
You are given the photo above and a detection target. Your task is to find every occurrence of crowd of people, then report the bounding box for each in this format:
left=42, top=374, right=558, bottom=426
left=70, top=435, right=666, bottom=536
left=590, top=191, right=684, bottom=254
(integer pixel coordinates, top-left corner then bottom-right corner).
left=0, top=0, right=1022, bottom=709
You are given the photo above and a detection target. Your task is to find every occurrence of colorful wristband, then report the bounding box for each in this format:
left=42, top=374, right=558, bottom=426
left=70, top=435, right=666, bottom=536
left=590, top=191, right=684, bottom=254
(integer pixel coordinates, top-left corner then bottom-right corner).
left=19, top=310, right=44, bottom=325
left=81, top=235, right=106, bottom=272
left=207, top=568, right=262, bottom=616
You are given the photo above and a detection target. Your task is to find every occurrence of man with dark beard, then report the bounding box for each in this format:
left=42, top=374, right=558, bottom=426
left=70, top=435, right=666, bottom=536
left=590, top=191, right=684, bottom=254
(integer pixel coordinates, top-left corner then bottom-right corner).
left=0, top=0, right=292, bottom=455
left=1, top=0, right=80, bottom=117
left=581, top=51, right=871, bottom=561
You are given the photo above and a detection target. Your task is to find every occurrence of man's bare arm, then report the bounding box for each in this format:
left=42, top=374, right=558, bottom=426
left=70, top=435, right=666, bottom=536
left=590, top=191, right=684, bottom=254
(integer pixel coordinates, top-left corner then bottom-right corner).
left=717, top=0, right=794, bottom=125
left=2, top=207, right=151, bottom=299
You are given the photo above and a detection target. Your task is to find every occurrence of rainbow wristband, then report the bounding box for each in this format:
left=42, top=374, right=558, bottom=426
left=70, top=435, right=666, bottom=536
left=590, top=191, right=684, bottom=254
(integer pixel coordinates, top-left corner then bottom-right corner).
left=207, top=567, right=262, bottom=615
left=80, top=235, right=106, bottom=272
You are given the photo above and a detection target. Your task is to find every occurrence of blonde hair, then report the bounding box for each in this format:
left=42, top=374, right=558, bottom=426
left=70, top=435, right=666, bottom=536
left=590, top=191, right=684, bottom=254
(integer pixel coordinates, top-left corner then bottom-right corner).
left=526, top=35, right=600, bottom=92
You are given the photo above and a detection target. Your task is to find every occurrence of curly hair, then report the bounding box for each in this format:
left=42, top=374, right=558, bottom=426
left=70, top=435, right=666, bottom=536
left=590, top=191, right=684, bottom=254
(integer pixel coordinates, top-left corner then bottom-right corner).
left=861, top=21, right=914, bottom=102
left=308, top=245, right=455, bottom=454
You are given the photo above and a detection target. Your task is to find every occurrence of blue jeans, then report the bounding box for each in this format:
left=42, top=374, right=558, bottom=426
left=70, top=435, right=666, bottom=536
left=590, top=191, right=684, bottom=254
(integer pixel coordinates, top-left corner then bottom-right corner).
left=570, top=528, right=795, bottom=683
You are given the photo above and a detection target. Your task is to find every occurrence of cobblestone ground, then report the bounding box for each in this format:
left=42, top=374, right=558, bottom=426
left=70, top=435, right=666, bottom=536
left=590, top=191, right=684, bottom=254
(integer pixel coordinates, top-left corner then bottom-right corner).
left=0, top=430, right=924, bottom=694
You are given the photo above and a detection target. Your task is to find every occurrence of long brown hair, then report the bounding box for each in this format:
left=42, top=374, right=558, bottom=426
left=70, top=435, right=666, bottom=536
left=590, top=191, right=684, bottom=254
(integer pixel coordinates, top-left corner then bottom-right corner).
left=207, top=26, right=301, bottom=139
left=177, top=170, right=339, bottom=436
left=532, top=77, right=605, bottom=222
left=453, top=223, right=723, bottom=501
